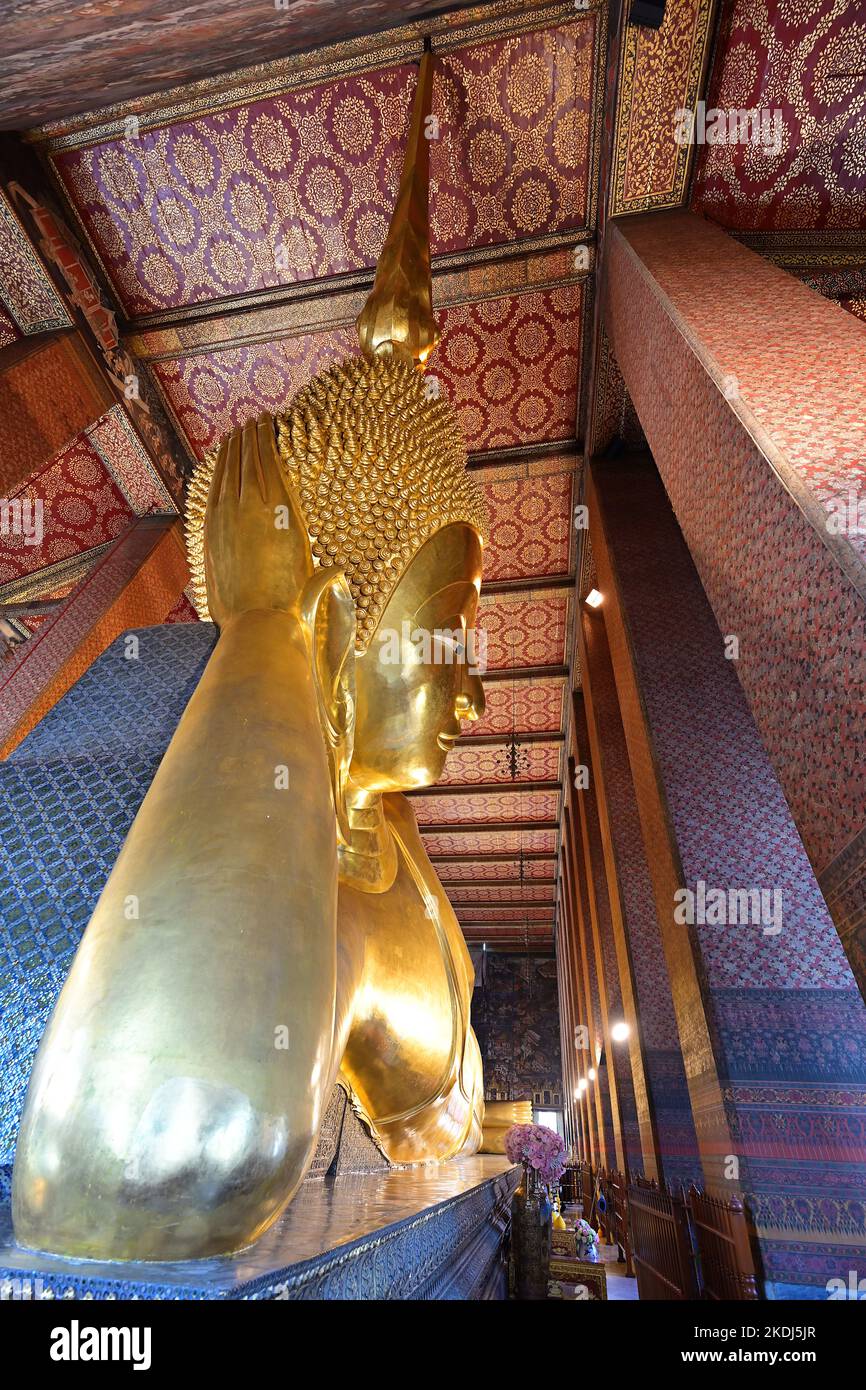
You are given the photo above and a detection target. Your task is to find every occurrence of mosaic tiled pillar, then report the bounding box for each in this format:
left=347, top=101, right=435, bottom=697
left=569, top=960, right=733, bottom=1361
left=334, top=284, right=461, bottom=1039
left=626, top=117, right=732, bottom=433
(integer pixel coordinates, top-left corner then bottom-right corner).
left=563, top=797, right=613, bottom=1166
left=569, top=717, right=642, bottom=1177
left=0, top=516, right=188, bottom=757
left=561, top=844, right=598, bottom=1164
left=577, top=604, right=702, bottom=1188
left=554, top=890, right=579, bottom=1153
left=589, top=453, right=866, bottom=1298
left=604, top=210, right=866, bottom=1000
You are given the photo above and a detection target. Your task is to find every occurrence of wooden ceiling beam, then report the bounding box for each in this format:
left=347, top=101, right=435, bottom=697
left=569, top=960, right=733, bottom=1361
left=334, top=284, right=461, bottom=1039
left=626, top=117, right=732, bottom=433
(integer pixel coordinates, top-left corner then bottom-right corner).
left=482, top=573, right=574, bottom=596
left=419, top=819, right=559, bottom=834
left=454, top=901, right=556, bottom=912
left=123, top=234, right=592, bottom=337
left=482, top=665, right=569, bottom=683
left=408, top=779, right=560, bottom=798
left=451, top=730, right=564, bottom=748
left=429, top=851, right=555, bottom=863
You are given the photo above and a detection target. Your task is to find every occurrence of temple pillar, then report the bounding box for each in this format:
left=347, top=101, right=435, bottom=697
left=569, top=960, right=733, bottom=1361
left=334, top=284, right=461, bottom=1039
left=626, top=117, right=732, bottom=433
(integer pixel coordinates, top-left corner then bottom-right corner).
left=603, top=210, right=866, bottom=998
left=577, top=602, right=701, bottom=1187
left=588, top=452, right=866, bottom=1297
left=564, top=863, right=592, bottom=1159
left=569, top=721, right=642, bottom=1177
left=563, top=796, right=612, bottom=1165
left=553, top=889, right=578, bottom=1153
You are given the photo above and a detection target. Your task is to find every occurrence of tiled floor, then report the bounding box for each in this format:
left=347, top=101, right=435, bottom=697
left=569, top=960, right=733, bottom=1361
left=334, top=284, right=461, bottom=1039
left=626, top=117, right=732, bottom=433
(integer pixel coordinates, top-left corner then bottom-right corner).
left=597, top=1240, right=640, bottom=1301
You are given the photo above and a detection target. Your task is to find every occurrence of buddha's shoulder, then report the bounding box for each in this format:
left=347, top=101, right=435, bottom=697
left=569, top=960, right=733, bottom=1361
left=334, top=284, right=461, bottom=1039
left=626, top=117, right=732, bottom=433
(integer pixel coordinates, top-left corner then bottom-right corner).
left=382, top=791, right=423, bottom=842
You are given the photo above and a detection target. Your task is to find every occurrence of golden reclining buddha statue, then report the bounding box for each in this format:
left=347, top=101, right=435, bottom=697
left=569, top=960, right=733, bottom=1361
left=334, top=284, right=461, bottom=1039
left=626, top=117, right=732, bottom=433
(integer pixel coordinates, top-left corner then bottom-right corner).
left=12, top=51, right=492, bottom=1261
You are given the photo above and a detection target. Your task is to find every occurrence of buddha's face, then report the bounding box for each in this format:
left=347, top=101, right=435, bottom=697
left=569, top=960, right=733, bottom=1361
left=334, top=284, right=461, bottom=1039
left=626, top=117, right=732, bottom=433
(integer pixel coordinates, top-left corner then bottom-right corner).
left=350, top=523, right=485, bottom=792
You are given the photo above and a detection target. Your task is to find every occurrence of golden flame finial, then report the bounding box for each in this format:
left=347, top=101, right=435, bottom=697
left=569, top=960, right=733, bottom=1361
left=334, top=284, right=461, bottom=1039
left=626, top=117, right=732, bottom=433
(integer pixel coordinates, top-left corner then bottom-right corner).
left=356, top=43, right=438, bottom=367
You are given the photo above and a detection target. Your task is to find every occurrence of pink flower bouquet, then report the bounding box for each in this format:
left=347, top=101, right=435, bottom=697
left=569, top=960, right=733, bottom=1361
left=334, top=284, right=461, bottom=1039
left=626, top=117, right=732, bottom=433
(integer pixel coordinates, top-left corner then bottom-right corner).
left=504, top=1122, right=566, bottom=1184
left=573, top=1217, right=598, bottom=1259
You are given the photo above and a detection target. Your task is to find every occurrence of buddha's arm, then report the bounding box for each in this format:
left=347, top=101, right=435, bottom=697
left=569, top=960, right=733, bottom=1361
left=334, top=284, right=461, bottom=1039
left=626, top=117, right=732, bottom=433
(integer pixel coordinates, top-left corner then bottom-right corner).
left=13, top=422, right=348, bottom=1261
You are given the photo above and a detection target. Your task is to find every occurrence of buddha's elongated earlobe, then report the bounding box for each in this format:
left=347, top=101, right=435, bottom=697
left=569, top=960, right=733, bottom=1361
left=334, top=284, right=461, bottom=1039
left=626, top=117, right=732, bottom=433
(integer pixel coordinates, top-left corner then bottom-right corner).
left=300, top=568, right=356, bottom=845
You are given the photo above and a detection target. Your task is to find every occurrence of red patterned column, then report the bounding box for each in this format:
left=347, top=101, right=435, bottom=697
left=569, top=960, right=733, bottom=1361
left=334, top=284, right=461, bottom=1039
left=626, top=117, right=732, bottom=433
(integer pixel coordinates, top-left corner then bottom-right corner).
left=604, top=210, right=866, bottom=996
left=589, top=453, right=866, bottom=1297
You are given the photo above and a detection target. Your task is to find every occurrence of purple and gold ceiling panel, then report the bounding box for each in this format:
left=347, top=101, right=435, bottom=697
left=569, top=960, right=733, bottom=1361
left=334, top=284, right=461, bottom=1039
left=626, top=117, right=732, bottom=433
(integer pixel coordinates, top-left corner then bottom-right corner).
left=430, top=21, right=596, bottom=253
left=421, top=828, right=558, bottom=858
left=432, top=286, right=582, bottom=450
left=52, top=66, right=418, bottom=316
left=50, top=21, right=597, bottom=317
left=479, top=466, right=573, bottom=582
left=471, top=675, right=565, bottom=737
left=439, top=740, right=562, bottom=787
left=692, top=0, right=866, bottom=231
left=411, top=790, right=560, bottom=826
left=437, top=858, right=555, bottom=883
left=447, top=884, right=556, bottom=904
left=150, top=328, right=355, bottom=455
left=0, top=189, right=72, bottom=335
left=477, top=590, right=570, bottom=670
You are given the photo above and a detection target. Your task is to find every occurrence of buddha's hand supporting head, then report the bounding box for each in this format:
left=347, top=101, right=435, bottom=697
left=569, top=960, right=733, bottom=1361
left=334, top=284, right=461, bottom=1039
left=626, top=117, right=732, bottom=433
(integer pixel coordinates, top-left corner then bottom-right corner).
left=200, top=414, right=315, bottom=627
left=190, top=413, right=357, bottom=840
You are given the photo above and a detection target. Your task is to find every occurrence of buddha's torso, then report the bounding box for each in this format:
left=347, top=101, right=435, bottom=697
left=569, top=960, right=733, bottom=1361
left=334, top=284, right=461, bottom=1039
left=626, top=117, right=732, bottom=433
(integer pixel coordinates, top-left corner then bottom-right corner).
left=337, top=792, right=483, bottom=1163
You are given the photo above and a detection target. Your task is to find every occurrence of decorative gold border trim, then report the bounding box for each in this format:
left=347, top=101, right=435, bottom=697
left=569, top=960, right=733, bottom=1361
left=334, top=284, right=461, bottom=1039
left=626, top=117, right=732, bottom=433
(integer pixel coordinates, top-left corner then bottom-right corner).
left=609, top=0, right=717, bottom=219
left=0, top=542, right=113, bottom=605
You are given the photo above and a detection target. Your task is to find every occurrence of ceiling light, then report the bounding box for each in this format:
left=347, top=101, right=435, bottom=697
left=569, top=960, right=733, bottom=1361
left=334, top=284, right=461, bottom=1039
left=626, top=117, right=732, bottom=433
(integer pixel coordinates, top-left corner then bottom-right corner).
left=584, top=588, right=603, bottom=609
left=577, top=1077, right=588, bottom=1092
left=611, top=1021, right=630, bottom=1042
left=588, top=1068, right=596, bottom=1081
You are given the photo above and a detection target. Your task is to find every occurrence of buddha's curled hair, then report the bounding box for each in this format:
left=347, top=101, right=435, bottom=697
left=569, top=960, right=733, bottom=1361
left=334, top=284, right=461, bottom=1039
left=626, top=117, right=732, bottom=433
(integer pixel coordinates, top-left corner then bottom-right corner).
left=185, top=354, right=486, bottom=652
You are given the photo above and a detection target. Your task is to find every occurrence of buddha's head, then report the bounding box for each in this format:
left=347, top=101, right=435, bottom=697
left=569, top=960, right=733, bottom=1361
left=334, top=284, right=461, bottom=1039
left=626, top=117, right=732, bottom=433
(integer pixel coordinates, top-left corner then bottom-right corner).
left=276, top=354, right=486, bottom=794
left=186, top=353, right=486, bottom=833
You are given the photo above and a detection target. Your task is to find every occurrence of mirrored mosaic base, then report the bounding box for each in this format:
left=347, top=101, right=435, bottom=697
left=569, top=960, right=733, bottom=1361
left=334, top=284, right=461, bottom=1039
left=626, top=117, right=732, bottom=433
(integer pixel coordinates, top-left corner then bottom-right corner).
left=0, top=1157, right=519, bottom=1301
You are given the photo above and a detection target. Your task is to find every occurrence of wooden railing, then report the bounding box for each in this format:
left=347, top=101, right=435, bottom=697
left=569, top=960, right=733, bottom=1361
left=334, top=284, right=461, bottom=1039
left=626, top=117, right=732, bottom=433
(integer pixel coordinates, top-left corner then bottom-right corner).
left=567, top=1159, right=759, bottom=1298
left=688, top=1187, right=760, bottom=1300
left=628, top=1180, right=698, bottom=1300
left=605, top=1169, right=634, bottom=1277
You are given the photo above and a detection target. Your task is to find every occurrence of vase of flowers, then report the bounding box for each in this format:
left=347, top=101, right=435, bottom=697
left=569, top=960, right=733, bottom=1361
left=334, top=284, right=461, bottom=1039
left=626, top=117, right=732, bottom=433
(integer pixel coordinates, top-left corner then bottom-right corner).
left=505, top=1122, right=566, bottom=1300
left=573, top=1217, right=599, bottom=1260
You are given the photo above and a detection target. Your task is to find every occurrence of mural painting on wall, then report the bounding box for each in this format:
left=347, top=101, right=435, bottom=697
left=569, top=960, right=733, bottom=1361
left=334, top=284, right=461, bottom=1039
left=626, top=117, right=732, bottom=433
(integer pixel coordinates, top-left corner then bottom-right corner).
left=471, top=954, right=562, bottom=1107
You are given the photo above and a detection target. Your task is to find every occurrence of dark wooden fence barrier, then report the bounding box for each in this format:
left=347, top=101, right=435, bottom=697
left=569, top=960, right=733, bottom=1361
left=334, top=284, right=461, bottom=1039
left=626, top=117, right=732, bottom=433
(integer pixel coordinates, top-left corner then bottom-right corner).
left=688, top=1187, right=760, bottom=1300
left=568, top=1159, right=760, bottom=1298
left=627, top=1180, right=698, bottom=1300
left=606, top=1169, right=634, bottom=1276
